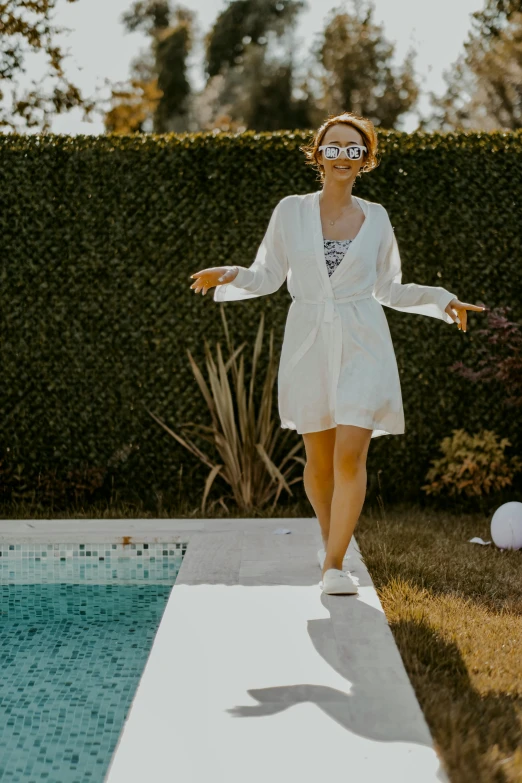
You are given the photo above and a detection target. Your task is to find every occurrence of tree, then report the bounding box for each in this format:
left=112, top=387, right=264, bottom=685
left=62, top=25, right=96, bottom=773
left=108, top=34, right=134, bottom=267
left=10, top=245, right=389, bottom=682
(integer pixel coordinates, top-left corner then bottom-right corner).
left=423, top=4, right=522, bottom=131
left=0, top=0, right=97, bottom=132
left=204, top=0, right=302, bottom=79
left=309, top=0, right=419, bottom=130
left=103, top=59, right=163, bottom=135
left=472, top=0, right=521, bottom=40
left=191, top=0, right=315, bottom=132
left=104, top=2, right=195, bottom=134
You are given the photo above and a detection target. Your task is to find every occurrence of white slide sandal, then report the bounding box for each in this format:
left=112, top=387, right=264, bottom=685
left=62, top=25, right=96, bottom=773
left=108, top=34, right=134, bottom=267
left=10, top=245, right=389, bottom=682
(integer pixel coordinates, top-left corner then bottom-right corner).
left=321, top=568, right=359, bottom=595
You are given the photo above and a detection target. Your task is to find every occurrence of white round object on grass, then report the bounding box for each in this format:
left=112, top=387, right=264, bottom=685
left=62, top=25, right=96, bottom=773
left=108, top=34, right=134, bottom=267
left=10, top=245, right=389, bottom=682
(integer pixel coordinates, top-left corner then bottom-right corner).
left=490, top=501, right=522, bottom=550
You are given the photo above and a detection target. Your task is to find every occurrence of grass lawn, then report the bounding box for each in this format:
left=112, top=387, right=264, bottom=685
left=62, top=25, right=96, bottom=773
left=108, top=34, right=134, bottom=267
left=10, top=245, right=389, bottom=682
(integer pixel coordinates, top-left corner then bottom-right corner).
left=2, top=497, right=521, bottom=782
left=356, top=502, right=522, bottom=783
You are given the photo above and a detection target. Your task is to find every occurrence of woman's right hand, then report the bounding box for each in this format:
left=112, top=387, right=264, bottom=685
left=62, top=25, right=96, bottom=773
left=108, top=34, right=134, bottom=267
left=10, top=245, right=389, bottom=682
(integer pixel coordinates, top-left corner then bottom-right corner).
left=189, top=266, right=239, bottom=295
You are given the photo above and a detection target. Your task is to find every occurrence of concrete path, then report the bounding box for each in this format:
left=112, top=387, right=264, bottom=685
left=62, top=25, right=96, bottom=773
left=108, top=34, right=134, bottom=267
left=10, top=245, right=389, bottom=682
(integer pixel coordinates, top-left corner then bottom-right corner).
left=102, top=517, right=449, bottom=783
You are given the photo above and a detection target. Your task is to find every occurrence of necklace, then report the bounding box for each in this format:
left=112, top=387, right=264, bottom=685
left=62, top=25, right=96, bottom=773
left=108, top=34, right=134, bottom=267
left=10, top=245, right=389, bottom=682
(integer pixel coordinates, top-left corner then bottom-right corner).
left=320, top=195, right=357, bottom=226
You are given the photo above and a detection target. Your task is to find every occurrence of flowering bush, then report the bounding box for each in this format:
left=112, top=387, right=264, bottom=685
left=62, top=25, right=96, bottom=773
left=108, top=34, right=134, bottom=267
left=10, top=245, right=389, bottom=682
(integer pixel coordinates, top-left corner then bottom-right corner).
left=421, top=428, right=522, bottom=498
left=449, top=306, right=522, bottom=409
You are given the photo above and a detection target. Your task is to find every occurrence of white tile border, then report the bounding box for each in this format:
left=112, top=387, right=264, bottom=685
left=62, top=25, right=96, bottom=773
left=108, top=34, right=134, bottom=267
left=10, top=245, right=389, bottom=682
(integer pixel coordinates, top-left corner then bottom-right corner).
left=0, top=517, right=318, bottom=543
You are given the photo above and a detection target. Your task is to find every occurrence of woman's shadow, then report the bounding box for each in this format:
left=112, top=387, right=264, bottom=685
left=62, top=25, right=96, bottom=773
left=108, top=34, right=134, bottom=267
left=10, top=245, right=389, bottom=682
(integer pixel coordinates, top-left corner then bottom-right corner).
left=226, top=594, right=520, bottom=783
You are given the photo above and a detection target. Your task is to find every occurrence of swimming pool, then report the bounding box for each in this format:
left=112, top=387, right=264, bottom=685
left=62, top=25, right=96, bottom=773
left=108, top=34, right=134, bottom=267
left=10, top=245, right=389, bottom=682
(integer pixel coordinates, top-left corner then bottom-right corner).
left=0, top=541, right=187, bottom=783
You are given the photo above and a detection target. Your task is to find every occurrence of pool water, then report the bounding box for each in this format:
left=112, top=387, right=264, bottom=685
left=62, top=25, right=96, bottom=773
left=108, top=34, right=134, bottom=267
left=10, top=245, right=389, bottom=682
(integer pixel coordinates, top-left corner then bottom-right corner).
left=0, top=542, right=186, bottom=783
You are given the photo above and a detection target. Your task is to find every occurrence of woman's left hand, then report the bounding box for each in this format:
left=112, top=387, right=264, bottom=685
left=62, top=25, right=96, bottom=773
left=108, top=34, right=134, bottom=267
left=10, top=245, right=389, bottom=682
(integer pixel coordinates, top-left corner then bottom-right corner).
left=445, top=298, right=487, bottom=332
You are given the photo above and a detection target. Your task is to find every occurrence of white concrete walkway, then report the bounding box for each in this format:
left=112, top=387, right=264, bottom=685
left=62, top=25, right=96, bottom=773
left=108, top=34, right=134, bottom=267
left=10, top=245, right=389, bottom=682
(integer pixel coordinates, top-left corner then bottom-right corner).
left=98, top=517, right=450, bottom=783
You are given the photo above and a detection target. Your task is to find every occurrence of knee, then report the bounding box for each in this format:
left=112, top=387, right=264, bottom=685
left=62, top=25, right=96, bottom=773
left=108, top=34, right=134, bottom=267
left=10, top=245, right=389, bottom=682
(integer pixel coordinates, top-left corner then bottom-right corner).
left=304, top=459, right=334, bottom=484
left=334, top=450, right=367, bottom=478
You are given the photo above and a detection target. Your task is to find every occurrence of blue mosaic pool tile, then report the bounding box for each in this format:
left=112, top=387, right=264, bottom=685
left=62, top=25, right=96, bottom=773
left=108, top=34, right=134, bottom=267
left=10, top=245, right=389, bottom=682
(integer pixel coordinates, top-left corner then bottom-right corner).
left=0, top=542, right=187, bottom=586
left=0, top=542, right=188, bottom=782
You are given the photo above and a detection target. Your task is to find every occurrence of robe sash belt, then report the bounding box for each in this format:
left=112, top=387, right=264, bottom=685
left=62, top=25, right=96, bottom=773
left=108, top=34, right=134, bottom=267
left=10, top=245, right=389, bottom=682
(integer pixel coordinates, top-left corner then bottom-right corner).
left=287, top=286, right=375, bottom=413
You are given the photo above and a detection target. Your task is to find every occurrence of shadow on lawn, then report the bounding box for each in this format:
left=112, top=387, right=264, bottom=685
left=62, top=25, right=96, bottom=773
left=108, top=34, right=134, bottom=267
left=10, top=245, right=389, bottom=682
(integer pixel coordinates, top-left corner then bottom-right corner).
left=391, top=616, right=522, bottom=783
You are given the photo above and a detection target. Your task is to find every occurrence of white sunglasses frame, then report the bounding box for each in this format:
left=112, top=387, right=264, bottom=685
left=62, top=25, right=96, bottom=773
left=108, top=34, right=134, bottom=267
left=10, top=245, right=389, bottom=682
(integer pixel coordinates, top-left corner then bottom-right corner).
left=318, top=144, right=368, bottom=161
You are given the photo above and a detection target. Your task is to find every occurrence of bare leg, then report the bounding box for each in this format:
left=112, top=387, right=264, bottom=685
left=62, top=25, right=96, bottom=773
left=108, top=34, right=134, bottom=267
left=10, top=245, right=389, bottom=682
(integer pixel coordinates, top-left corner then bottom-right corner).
left=322, top=424, right=372, bottom=579
left=303, top=463, right=334, bottom=548
left=302, top=428, right=337, bottom=549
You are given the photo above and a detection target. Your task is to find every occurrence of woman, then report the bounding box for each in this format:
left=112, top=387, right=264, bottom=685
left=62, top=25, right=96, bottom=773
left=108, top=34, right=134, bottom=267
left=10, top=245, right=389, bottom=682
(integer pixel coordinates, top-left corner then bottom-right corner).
left=190, top=111, right=486, bottom=596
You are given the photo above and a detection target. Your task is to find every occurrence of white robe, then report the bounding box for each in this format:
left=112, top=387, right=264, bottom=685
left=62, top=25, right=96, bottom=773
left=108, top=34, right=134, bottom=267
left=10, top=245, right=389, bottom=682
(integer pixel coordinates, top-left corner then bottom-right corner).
left=214, top=190, right=457, bottom=437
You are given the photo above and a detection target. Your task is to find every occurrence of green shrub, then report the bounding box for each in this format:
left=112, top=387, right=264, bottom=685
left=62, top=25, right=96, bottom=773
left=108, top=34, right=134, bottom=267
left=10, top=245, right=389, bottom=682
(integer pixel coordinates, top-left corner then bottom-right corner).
left=1, top=129, right=521, bottom=508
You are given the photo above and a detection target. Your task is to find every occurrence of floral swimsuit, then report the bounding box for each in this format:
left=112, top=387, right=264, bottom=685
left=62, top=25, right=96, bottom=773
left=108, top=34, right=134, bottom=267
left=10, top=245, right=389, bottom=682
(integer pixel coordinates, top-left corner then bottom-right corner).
left=323, top=238, right=354, bottom=277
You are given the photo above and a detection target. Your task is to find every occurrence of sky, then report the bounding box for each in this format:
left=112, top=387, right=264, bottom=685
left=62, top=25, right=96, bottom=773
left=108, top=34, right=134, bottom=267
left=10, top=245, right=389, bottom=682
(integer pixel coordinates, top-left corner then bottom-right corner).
left=10, top=0, right=486, bottom=134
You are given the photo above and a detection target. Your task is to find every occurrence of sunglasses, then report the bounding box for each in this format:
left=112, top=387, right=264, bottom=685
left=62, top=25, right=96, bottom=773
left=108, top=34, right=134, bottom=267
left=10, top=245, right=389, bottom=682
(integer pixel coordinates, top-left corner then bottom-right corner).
left=318, top=144, right=367, bottom=161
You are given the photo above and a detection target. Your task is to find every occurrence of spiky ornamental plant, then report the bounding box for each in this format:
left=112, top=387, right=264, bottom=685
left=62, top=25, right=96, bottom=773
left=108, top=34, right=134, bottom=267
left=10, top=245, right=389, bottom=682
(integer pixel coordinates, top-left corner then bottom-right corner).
left=146, top=307, right=305, bottom=515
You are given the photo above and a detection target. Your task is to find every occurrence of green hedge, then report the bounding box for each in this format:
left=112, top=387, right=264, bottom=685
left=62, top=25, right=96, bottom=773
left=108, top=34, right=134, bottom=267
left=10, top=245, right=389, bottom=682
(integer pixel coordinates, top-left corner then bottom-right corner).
left=0, top=129, right=521, bottom=510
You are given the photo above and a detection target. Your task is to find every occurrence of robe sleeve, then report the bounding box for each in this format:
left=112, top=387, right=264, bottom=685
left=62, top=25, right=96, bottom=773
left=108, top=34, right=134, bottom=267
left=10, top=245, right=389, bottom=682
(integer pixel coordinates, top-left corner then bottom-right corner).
left=373, top=207, right=458, bottom=325
left=213, top=198, right=289, bottom=302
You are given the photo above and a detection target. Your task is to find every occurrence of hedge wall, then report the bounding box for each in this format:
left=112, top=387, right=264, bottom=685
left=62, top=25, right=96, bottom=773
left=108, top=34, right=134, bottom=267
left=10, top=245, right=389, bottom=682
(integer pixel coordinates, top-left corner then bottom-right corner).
left=1, top=129, right=521, bottom=510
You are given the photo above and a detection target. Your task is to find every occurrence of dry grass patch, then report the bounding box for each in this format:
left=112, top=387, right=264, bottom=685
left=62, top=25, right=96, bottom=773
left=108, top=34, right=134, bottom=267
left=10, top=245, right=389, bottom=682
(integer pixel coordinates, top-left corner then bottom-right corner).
left=356, top=503, right=522, bottom=783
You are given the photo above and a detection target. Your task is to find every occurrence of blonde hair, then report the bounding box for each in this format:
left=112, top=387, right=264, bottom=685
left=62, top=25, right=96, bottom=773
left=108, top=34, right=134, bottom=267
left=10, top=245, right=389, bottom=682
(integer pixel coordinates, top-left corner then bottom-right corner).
left=300, top=111, right=380, bottom=183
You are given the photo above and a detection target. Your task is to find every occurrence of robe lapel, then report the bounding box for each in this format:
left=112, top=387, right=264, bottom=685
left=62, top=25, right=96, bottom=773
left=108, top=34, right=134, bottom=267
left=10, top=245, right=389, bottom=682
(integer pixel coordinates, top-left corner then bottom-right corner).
left=311, top=190, right=334, bottom=293
left=311, top=190, right=370, bottom=289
